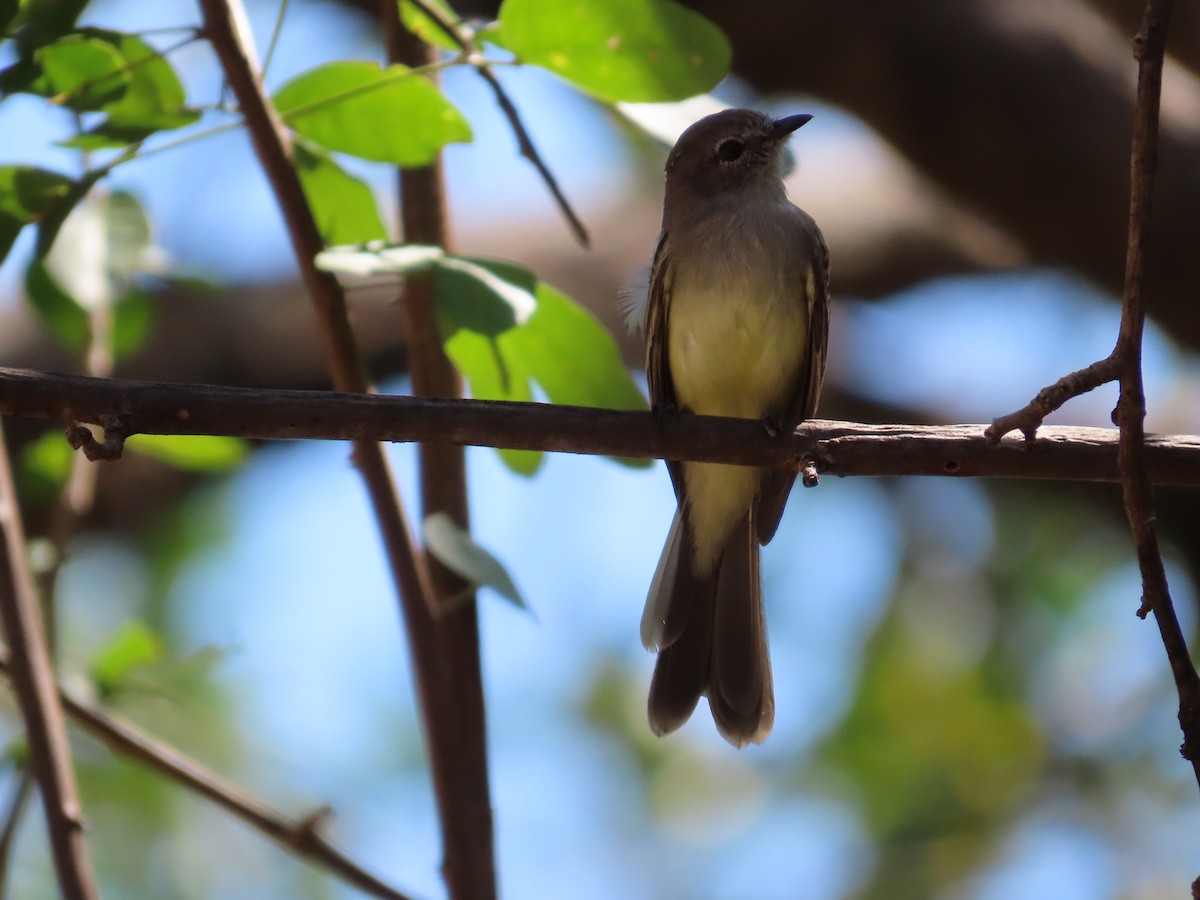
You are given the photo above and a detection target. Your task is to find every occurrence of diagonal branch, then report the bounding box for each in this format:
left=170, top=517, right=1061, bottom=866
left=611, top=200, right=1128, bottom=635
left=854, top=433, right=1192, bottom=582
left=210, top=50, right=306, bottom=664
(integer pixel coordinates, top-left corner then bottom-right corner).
left=0, top=419, right=98, bottom=900
left=1111, top=0, right=1200, bottom=789
left=3, top=367, right=1200, bottom=485
left=195, top=4, right=481, bottom=897
left=0, top=648, right=416, bottom=900
left=405, top=0, right=590, bottom=247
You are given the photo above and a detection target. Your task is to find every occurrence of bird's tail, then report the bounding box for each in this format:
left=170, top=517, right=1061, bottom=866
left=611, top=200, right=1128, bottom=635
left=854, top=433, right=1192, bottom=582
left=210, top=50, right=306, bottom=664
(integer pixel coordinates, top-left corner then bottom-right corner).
left=642, top=510, right=774, bottom=747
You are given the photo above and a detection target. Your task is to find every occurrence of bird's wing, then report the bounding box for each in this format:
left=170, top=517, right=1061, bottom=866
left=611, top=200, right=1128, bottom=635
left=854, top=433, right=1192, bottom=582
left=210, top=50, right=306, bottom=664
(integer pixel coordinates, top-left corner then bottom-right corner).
left=756, top=227, right=830, bottom=544
left=646, top=231, right=685, bottom=500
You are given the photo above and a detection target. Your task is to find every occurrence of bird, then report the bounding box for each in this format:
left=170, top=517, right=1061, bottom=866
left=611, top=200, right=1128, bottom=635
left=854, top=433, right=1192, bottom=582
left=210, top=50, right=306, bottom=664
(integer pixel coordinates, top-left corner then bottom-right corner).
left=637, top=108, right=830, bottom=747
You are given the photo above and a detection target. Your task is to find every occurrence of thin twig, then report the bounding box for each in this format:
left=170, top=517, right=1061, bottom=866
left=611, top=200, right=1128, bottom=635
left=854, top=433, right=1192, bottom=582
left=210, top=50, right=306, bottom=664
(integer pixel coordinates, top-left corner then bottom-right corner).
left=405, top=0, right=590, bottom=247
left=0, top=649, right=416, bottom=900
left=3, top=367, right=1200, bottom=484
left=1112, top=0, right=1200, bottom=787
left=985, top=355, right=1121, bottom=441
left=0, top=419, right=98, bottom=899
left=382, top=9, right=496, bottom=899
left=0, top=772, right=33, bottom=889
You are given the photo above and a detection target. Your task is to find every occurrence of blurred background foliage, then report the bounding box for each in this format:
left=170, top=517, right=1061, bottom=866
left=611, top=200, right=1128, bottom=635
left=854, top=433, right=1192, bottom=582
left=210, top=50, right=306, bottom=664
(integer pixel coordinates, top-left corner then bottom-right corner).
left=2, top=0, right=1200, bottom=898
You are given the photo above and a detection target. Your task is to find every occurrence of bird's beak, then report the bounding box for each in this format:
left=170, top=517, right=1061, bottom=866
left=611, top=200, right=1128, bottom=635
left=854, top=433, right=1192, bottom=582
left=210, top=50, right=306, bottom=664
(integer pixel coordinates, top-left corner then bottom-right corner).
left=771, top=114, right=813, bottom=141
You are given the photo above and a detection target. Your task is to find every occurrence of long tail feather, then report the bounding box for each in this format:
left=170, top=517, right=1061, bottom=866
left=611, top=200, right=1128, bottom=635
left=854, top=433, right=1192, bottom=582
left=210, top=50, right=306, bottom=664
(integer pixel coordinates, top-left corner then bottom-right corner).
left=709, top=514, right=773, bottom=746
left=644, top=511, right=774, bottom=745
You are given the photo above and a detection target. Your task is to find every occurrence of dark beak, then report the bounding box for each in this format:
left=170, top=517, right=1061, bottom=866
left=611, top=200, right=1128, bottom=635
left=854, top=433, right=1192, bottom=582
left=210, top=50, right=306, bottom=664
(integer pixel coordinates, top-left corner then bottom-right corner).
left=771, top=114, right=813, bottom=140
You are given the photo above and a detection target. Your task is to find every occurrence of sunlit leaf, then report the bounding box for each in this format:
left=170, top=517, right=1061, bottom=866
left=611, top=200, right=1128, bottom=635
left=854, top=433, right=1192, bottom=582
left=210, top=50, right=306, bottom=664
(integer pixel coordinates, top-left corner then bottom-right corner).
left=315, top=241, right=444, bottom=276
left=445, top=323, right=544, bottom=475
left=125, top=434, right=249, bottom=472
left=273, top=60, right=472, bottom=165
left=0, top=165, right=73, bottom=264
left=495, top=0, right=730, bottom=102
left=90, top=619, right=166, bottom=700
left=424, top=511, right=526, bottom=608
left=294, top=142, right=387, bottom=245
left=399, top=0, right=463, bottom=53
left=6, top=28, right=197, bottom=141
left=430, top=257, right=543, bottom=474
left=509, top=281, right=647, bottom=412
left=503, top=280, right=648, bottom=469
left=37, top=34, right=128, bottom=110
left=96, top=30, right=197, bottom=130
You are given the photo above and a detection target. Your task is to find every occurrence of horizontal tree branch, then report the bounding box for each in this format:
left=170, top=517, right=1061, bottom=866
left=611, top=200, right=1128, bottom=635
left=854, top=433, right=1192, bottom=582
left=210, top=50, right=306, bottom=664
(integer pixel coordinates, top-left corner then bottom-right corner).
left=0, top=647, right=414, bottom=900
left=2, top=367, right=1199, bottom=485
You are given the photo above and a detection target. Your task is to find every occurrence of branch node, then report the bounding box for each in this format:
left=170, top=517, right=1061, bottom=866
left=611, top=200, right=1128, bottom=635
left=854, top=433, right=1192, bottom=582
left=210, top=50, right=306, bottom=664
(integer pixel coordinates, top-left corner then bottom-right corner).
left=66, top=422, right=126, bottom=462
left=800, top=460, right=820, bottom=488
left=289, top=804, right=333, bottom=849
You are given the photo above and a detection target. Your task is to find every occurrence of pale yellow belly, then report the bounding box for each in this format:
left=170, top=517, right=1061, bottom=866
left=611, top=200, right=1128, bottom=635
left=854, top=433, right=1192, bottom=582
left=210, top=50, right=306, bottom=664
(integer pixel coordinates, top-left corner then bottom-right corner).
left=668, top=282, right=808, bottom=572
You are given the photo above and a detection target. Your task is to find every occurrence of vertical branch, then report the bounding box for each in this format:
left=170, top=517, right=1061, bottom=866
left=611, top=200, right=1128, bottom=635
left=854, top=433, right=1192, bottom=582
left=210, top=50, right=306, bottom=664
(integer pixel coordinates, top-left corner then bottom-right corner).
left=1112, top=0, right=1200, bottom=787
left=0, top=421, right=98, bottom=900
left=381, top=7, right=496, bottom=899
left=196, top=5, right=489, bottom=899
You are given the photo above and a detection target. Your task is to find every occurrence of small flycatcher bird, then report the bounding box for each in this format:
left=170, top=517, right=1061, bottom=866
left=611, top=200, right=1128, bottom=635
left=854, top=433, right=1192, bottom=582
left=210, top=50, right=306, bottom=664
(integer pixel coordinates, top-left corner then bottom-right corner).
left=639, top=108, right=830, bottom=747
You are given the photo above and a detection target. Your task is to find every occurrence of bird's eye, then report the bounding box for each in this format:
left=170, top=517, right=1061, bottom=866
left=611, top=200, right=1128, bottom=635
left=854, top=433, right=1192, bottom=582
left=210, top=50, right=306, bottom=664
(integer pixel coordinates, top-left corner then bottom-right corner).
left=716, top=139, right=745, bottom=162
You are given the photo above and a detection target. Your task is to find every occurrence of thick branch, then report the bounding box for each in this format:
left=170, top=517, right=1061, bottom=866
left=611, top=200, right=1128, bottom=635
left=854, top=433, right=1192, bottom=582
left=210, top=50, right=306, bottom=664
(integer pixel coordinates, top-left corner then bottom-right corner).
left=0, top=419, right=97, bottom=900
left=382, top=7, right=495, bottom=899
left=0, top=649, right=414, bottom=900
left=3, top=367, right=1200, bottom=485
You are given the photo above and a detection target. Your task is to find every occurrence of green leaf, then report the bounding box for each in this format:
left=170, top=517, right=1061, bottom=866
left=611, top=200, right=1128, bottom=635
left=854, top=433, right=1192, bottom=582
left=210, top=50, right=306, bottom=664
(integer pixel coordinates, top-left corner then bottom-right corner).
left=0, top=57, right=41, bottom=94
left=399, top=0, right=463, bottom=53
left=4, top=28, right=197, bottom=140
left=90, top=619, right=165, bottom=700
left=495, top=0, right=730, bottom=102
left=36, top=34, right=128, bottom=110
left=1, top=0, right=20, bottom=35
left=434, top=256, right=536, bottom=339
left=30, top=167, right=105, bottom=259
left=17, top=430, right=73, bottom=501
left=424, top=511, right=526, bottom=608
left=509, top=281, right=647, bottom=412
left=57, top=121, right=167, bottom=150
left=113, top=288, right=154, bottom=360
left=503, top=281, right=649, bottom=469
left=294, top=142, right=387, bottom=245
left=443, top=324, right=543, bottom=475
left=433, top=257, right=543, bottom=474
left=124, top=434, right=249, bottom=473
left=273, top=60, right=472, bottom=165
left=96, top=30, right=196, bottom=128
left=0, top=165, right=73, bottom=265
left=8, top=0, right=89, bottom=49
left=24, top=258, right=88, bottom=350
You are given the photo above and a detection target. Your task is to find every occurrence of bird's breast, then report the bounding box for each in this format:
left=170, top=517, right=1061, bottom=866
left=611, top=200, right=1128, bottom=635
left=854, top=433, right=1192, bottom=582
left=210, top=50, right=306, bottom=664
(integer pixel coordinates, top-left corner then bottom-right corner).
left=667, top=253, right=809, bottom=421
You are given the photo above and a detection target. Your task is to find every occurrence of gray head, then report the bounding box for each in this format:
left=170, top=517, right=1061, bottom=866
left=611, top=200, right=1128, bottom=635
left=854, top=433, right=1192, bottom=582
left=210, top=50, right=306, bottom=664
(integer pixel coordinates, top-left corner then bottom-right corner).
left=664, top=108, right=811, bottom=205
